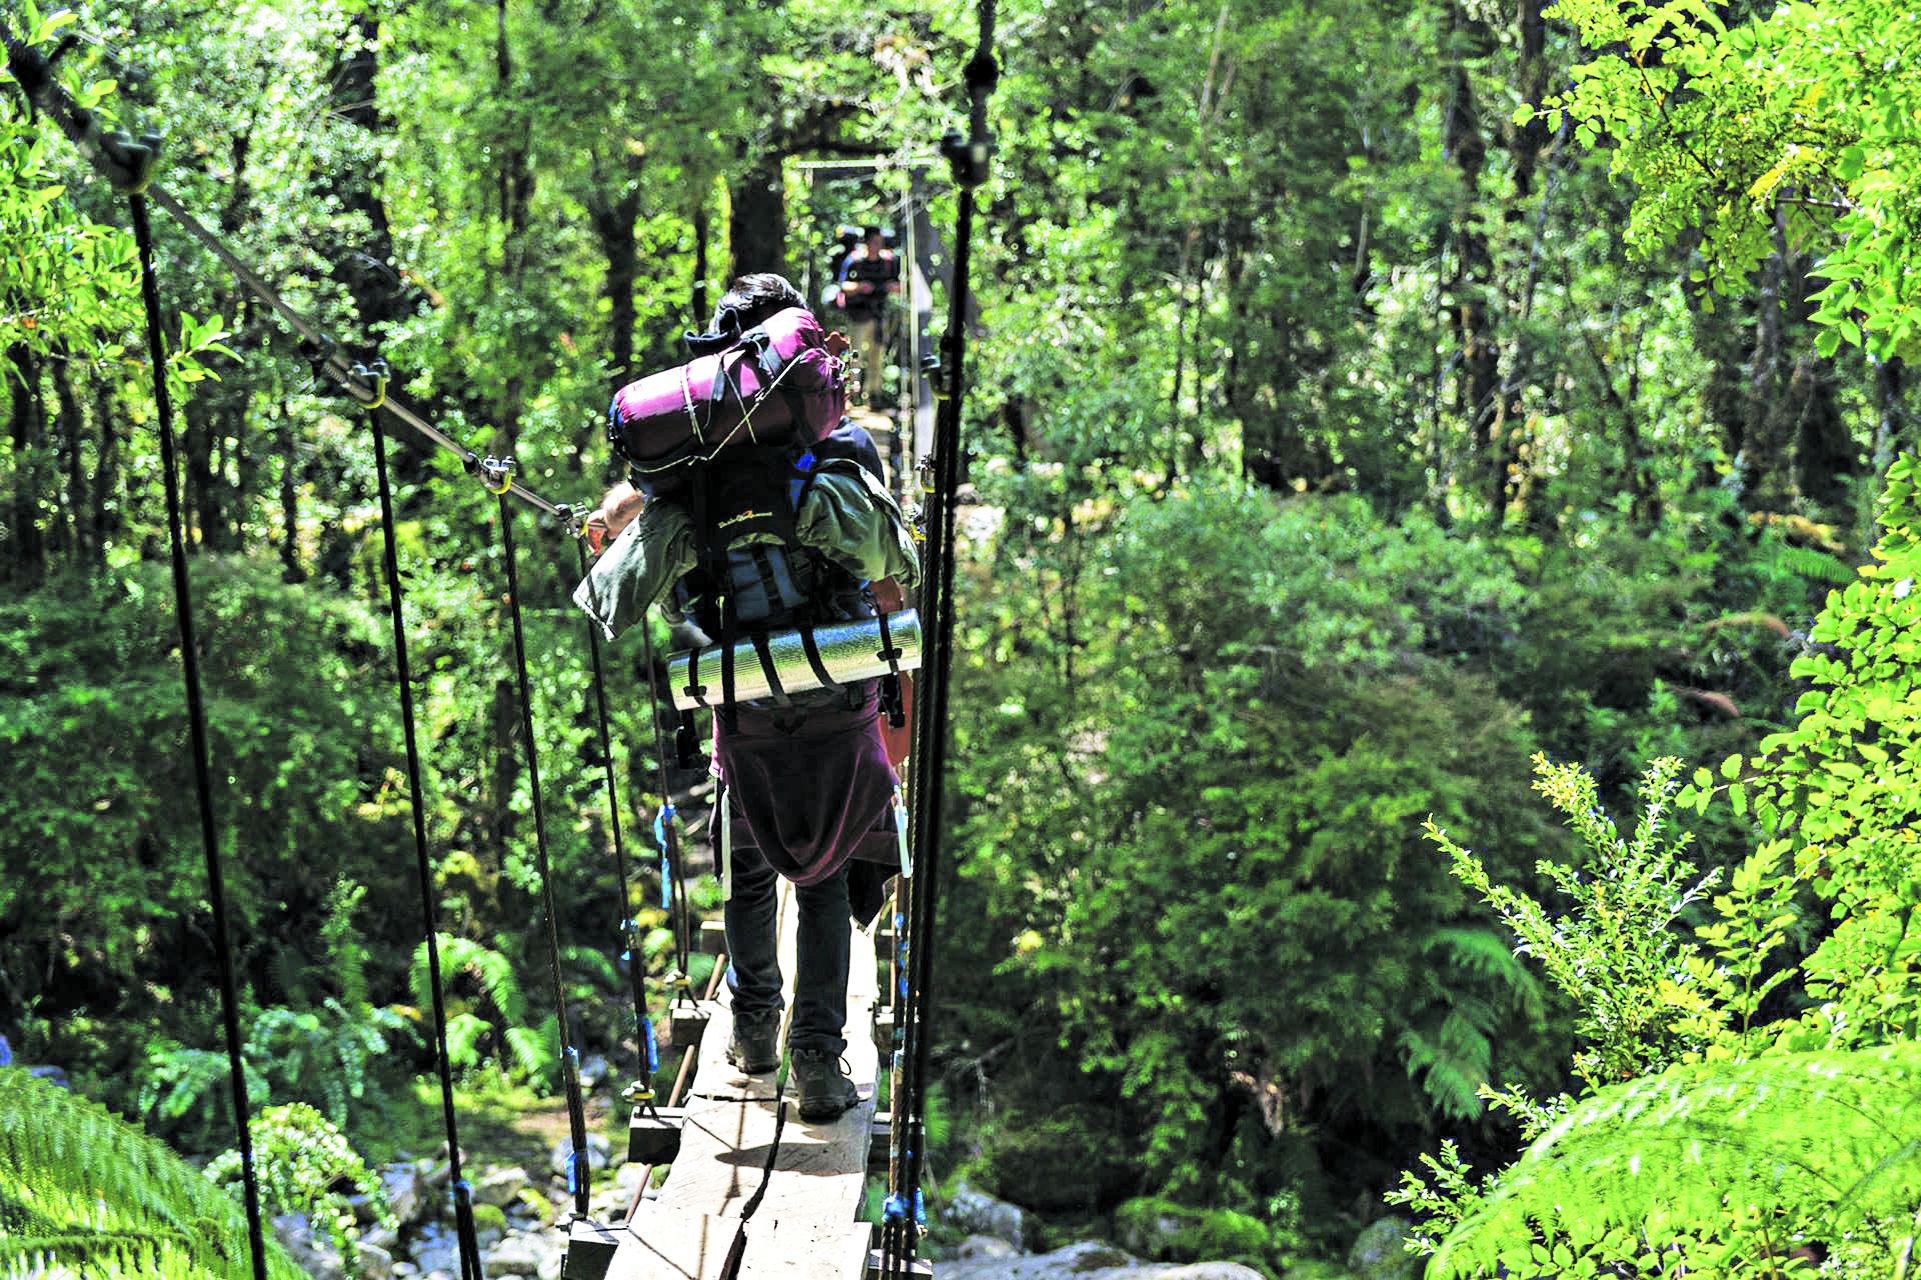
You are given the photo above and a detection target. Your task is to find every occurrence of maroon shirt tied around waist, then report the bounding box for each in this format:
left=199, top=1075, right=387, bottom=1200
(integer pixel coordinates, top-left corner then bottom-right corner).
left=715, top=679, right=900, bottom=889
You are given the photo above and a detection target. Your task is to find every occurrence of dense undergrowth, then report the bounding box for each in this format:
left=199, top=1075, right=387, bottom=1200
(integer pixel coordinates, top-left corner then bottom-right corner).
left=3, top=0, right=1920, bottom=1274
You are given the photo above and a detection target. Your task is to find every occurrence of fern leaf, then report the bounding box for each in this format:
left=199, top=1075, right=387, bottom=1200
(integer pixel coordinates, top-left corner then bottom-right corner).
left=1431, top=1044, right=1921, bottom=1278
left=0, top=1068, right=304, bottom=1279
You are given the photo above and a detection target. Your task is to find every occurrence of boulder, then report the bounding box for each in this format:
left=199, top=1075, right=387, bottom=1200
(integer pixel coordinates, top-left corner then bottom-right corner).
left=383, top=1160, right=426, bottom=1225
left=937, top=1242, right=1266, bottom=1280
left=476, top=1165, right=532, bottom=1208
left=357, top=1243, right=397, bottom=1280
left=486, top=1230, right=565, bottom=1279
left=410, top=1222, right=460, bottom=1277
left=947, top=1183, right=1029, bottom=1251
left=417, top=1157, right=452, bottom=1191
left=1347, top=1217, right=1417, bottom=1280
left=958, top=1236, right=1020, bottom=1261
left=549, top=1132, right=613, bottom=1180
left=578, top=1054, right=613, bottom=1090
left=271, top=1212, right=346, bottom=1280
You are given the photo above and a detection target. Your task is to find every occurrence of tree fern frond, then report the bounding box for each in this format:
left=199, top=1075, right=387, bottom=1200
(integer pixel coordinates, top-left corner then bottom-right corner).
left=1431, top=1044, right=1921, bottom=1278
left=1771, top=541, right=1857, bottom=586
left=444, top=1011, right=488, bottom=1070
left=505, top=1015, right=559, bottom=1087
left=0, top=1068, right=303, bottom=1279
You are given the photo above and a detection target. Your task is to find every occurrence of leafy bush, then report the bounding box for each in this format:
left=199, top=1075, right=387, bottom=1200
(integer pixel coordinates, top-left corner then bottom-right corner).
left=1116, top=1194, right=1301, bottom=1273
left=207, top=1103, right=394, bottom=1266
left=946, top=480, right=1564, bottom=1214
left=1393, top=460, right=1921, bottom=1275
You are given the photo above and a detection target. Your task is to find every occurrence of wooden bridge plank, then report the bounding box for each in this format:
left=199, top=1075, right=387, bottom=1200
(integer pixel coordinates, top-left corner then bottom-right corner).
left=604, top=880, right=888, bottom=1280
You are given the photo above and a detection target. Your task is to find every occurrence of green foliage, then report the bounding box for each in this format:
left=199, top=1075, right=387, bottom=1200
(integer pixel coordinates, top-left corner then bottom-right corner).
left=1397, top=459, right=1921, bottom=1275
left=949, top=479, right=1562, bottom=1211
left=0, top=1067, right=303, bottom=1278
left=207, top=1102, right=394, bottom=1265
left=1533, top=0, right=1921, bottom=360
left=1680, top=456, right=1921, bottom=1047
left=413, top=933, right=555, bottom=1085
left=1428, top=1045, right=1921, bottom=1279
left=1432, top=756, right=1718, bottom=1090
left=1116, top=1194, right=1305, bottom=1274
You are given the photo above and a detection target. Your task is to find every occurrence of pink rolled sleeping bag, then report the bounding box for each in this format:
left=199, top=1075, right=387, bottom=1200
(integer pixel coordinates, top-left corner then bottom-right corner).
left=606, top=306, right=845, bottom=485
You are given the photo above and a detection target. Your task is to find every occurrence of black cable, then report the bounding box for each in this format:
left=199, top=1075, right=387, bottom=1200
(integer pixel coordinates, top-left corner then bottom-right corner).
left=572, top=540, right=656, bottom=1101
left=497, top=495, right=593, bottom=1219
left=639, top=621, right=694, bottom=980
left=370, top=405, right=485, bottom=1280
left=129, top=191, right=268, bottom=1280
left=886, top=1, right=998, bottom=1269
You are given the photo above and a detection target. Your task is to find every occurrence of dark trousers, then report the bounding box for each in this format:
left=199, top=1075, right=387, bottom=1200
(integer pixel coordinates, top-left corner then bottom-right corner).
left=724, top=836, right=851, bottom=1056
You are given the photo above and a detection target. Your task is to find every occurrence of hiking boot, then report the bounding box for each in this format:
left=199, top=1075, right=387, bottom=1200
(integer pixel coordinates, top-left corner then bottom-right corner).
left=726, top=1011, right=780, bottom=1074
left=791, top=1048, right=861, bottom=1122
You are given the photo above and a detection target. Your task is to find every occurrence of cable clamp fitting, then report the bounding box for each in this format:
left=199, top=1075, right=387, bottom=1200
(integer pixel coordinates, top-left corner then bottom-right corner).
left=478, top=455, right=515, bottom=495
left=100, top=127, right=164, bottom=195
left=349, top=358, right=389, bottom=411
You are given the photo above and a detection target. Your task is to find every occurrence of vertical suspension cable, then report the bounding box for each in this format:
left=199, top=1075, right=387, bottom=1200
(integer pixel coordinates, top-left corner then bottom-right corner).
left=572, top=540, right=657, bottom=1100
left=129, top=191, right=269, bottom=1280
left=886, top=2, right=997, bottom=1270
left=370, top=404, right=485, bottom=1280
left=497, top=494, right=594, bottom=1219
left=639, top=621, right=694, bottom=981
left=129, top=194, right=268, bottom=1276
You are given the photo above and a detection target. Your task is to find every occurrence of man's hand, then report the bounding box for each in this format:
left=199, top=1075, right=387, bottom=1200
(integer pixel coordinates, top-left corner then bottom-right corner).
left=825, top=330, right=851, bottom=357
left=586, top=482, right=644, bottom=556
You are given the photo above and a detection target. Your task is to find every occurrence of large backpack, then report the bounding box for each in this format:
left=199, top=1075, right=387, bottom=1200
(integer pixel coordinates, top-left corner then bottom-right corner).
left=606, top=306, right=845, bottom=481
left=668, top=425, right=902, bottom=752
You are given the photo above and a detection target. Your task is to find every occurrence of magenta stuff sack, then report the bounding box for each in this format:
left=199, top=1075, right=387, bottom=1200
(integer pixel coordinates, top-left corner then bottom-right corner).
left=607, top=305, right=845, bottom=489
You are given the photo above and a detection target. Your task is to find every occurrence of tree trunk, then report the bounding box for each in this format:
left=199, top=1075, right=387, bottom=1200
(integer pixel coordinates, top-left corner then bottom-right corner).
left=333, top=11, right=413, bottom=332
left=279, top=411, right=305, bottom=583
left=51, top=354, right=89, bottom=569
left=588, top=163, right=644, bottom=386
left=92, top=380, right=122, bottom=557
left=1745, top=212, right=1792, bottom=506
left=8, top=345, right=46, bottom=586
left=491, top=674, right=522, bottom=852
left=1443, top=14, right=1501, bottom=523
left=729, top=151, right=786, bottom=280
left=692, top=197, right=712, bottom=328
left=182, top=401, right=226, bottom=552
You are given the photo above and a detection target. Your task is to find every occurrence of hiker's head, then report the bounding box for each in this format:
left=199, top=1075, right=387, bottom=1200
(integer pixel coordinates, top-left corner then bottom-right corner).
left=713, top=273, right=804, bottom=332
left=862, top=225, right=884, bottom=253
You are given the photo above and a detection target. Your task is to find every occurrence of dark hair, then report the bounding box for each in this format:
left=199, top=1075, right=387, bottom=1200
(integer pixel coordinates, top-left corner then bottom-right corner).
left=712, top=273, right=804, bottom=332
left=862, top=225, right=883, bottom=240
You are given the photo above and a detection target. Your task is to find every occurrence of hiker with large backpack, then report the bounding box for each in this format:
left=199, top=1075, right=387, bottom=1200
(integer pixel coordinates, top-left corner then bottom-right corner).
left=575, top=273, right=919, bottom=1122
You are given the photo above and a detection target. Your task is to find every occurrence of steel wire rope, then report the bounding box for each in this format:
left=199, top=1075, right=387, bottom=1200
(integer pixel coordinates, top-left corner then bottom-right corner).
left=495, top=490, right=595, bottom=1221
left=367, top=391, right=486, bottom=1280
left=129, top=188, right=269, bottom=1280
left=639, top=621, right=695, bottom=981
left=570, top=539, right=659, bottom=1105
left=884, top=0, right=998, bottom=1271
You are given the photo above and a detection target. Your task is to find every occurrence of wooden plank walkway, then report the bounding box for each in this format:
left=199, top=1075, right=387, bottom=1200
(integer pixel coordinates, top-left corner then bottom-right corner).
left=592, top=879, right=882, bottom=1280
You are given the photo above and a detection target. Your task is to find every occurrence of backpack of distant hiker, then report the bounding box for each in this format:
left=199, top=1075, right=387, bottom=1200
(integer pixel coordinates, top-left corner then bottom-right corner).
left=606, top=305, right=845, bottom=483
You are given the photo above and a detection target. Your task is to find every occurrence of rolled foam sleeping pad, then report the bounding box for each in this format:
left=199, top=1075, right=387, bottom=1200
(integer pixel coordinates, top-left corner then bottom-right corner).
left=669, top=610, right=922, bottom=711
